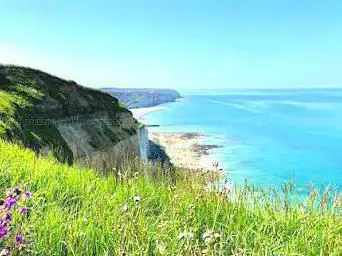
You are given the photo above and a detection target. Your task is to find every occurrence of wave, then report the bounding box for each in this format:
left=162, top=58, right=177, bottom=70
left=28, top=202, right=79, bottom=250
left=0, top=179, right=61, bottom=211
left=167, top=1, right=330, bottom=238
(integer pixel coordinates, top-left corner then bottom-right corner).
left=206, top=99, right=263, bottom=114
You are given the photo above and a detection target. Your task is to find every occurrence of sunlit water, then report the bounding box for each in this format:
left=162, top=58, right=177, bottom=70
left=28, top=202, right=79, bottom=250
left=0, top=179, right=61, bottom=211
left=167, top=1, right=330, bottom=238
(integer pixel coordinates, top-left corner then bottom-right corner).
left=144, top=89, right=342, bottom=195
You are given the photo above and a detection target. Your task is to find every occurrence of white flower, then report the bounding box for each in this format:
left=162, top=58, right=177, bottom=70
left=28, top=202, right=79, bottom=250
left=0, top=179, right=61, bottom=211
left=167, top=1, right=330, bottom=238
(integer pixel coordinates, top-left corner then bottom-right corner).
left=202, top=230, right=212, bottom=241
left=133, top=196, right=141, bottom=204
left=178, top=231, right=194, bottom=240
left=1, top=248, right=10, bottom=256
left=202, top=230, right=215, bottom=244
left=202, top=229, right=221, bottom=244
left=178, top=232, right=185, bottom=240
left=122, top=204, right=129, bottom=212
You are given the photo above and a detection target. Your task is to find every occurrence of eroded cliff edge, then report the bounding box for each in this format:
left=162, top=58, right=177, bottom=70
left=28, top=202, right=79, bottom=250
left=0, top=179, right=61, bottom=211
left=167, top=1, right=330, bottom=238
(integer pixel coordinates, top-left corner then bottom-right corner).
left=0, top=65, right=148, bottom=169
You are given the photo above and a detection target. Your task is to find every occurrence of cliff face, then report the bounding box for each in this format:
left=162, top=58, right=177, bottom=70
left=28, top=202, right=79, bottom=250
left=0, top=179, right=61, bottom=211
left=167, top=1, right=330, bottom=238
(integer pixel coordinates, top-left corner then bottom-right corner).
left=103, top=88, right=181, bottom=108
left=0, top=65, right=148, bottom=169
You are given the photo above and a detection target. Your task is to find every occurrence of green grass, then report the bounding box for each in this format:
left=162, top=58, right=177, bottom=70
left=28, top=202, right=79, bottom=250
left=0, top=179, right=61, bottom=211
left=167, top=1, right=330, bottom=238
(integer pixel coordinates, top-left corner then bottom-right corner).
left=1, top=65, right=137, bottom=165
left=0, top=140, right=341, bottom=255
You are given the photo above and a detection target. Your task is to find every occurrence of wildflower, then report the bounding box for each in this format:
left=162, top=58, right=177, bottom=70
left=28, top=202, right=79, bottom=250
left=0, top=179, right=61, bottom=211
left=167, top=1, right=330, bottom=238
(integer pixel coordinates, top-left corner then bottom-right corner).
left=178, top=231, right=194, bottom=240
left=122, top=204, right=129, bottom=212
left=19, top=207, right=28, bottom=215
left=202, top=230, right=212, bottom=243
left=0, top=226, right=9, bottom=240
left=4, top=197, right=17, bottom=209
left=5, top=211, right=12, bottom=222
left=0, top=248, right=9, bottom=256
left=15, top=234, right=24, bottom=244
left=0, top=187, right=33, bottom=253
left=202, top=229, right=220, bottom=244
left=23, top=191, right=32, bottom=199
left=133, top=196, right=141, bottom=204
left=13, top=187, right=21, bottom=196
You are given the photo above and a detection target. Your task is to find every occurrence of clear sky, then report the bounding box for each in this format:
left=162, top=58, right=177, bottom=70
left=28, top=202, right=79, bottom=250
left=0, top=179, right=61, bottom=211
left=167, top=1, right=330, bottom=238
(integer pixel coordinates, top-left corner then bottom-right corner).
left=1, top=0, right=342, bottom=89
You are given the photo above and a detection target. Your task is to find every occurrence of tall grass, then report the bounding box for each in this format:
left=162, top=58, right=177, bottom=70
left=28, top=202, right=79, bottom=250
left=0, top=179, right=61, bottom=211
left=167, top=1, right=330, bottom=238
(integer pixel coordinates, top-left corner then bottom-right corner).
left=0, top=140, right=341, bottom=255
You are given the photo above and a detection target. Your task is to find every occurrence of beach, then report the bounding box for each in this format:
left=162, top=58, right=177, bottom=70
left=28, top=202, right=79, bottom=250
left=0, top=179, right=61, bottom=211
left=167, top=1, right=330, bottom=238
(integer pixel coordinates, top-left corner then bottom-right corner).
left=131, top=106, right=221, bottom=171
left=150, top=132, right=221, bottom=171
left=130, top=106, right=165, bottom=122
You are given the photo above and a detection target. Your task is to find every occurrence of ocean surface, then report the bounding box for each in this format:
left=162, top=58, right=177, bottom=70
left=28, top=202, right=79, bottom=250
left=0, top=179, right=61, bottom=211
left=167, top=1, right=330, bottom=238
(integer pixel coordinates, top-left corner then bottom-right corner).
left=144, top=89, right=342, bottom=195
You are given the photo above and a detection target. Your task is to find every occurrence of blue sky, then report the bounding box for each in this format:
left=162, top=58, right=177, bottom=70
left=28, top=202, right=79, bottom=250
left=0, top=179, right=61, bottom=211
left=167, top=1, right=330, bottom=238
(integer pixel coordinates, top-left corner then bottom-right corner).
left=1, top=0, right=342, bottom=89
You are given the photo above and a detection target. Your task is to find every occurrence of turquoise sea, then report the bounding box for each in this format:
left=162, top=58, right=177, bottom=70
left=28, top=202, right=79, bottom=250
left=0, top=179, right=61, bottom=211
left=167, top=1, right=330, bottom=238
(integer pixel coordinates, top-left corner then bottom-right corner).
left=144, top=89, right=342, bottom=195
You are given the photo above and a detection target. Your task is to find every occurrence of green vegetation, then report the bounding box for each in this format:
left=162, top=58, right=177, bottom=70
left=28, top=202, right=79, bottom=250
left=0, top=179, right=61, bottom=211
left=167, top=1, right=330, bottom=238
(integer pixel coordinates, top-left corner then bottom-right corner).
left=1, top=65, right=341, bottom=255
left=0, top=65, right=134, bottom=164
left=1, top=140, right=341, bottom=255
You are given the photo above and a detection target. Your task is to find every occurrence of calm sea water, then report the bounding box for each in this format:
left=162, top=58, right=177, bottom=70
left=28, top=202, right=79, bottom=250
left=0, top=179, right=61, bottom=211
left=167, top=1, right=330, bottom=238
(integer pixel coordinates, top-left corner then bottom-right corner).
left=144, top=89, right=342, bottom=194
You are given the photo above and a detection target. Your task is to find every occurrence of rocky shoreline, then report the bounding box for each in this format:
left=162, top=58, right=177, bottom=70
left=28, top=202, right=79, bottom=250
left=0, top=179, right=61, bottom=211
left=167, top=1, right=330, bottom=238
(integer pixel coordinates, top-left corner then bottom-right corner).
left=150, top=132, right=221, bottom=171
left=131, top=105, right=222, bottom=172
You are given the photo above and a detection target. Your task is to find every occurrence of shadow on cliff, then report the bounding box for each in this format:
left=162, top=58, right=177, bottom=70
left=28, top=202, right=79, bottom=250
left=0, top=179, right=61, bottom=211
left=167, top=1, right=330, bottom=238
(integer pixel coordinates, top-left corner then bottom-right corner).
left=148, top=140, right=171, bottom=166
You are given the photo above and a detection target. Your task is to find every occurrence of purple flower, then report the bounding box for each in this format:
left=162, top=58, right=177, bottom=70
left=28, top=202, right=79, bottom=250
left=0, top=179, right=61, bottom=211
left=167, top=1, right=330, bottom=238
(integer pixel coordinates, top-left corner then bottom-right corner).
left=0, top=225, right=5, bottom=237
left=4, top=197, right=17, bottom=209
left=15, top=234, right=24, bottom=244
left=19, top=207, right=28, bottom=215
left=0, top=226, right=8, bottom=240
left=0, top=248, right=9, bottom=256
left=4, top=211, right=12, bottom=221
left=0, top=199, right=4, bottom=206
left=23, top=191, right=32, bottom=199
left=13, top=187, right=21, bottom=196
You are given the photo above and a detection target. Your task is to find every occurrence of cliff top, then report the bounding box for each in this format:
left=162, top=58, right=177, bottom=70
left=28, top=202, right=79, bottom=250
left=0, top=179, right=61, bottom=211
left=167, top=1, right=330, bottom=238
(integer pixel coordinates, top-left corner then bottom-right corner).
left=0, top=65, right=134, bottom=163
left=0, top=65, right=128, bottom=118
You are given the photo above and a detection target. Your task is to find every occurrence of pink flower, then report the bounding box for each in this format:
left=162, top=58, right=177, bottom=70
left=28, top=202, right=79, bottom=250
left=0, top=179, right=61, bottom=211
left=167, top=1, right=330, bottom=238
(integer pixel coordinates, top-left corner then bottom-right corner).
left=0, top=248, right=9, bottom=256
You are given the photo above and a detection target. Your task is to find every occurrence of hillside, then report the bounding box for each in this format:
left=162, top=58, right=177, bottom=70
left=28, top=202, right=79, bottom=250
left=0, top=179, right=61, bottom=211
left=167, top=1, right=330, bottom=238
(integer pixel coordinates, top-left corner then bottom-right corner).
left=103, top=88, right=181, bottom=108
left=0, top=140, right=341, bottom=255
left=0, top=65, right=142, bottom=167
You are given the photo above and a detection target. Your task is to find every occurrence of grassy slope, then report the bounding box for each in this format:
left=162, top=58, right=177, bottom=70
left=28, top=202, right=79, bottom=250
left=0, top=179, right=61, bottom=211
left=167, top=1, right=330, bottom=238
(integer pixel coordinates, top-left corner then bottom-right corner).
left=0, top=140, right=341, bottom=255
left=0, top=65, right=130, bottom=164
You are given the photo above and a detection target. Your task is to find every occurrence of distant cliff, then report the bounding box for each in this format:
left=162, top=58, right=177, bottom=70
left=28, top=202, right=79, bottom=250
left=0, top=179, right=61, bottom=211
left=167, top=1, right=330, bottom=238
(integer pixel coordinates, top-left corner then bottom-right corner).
left=0, top=65, right=149, bottom=169
left=102, top=88, right=181, bottom=108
